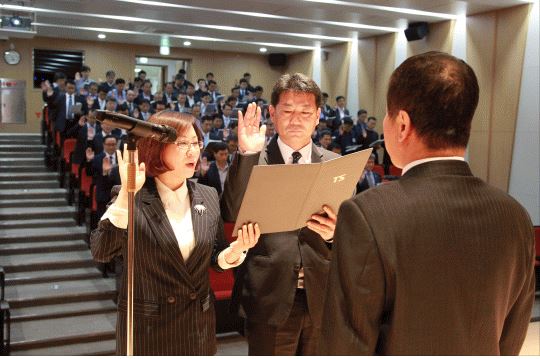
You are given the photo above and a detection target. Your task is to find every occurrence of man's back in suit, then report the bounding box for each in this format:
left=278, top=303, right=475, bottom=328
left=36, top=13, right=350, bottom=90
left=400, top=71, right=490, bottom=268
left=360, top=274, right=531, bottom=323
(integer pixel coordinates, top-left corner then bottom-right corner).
left=321, top=51, right=535, bottom=356
left=323, top=160, right=534, bottom=355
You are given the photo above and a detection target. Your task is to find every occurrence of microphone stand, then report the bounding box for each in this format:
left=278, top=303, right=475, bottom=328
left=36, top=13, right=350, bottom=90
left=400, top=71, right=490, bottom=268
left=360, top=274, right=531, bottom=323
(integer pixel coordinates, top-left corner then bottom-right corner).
left=125, top=133, right=138, bottom=356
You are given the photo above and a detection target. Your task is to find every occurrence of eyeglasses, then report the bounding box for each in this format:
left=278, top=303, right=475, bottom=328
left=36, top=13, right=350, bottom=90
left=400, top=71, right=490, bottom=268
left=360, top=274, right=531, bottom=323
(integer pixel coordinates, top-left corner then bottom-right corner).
left=174, top=140, right=203, bottom=152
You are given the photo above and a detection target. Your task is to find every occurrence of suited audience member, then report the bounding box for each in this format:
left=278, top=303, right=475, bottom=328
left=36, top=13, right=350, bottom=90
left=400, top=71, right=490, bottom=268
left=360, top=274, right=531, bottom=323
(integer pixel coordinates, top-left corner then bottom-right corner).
left=124, top=90, right=137, bottom=115
left=221, top=104, right=234, bottom=128
left=356, top=153, right=381, bottom=193
left=93, top=85, right=108, bottom=111
left=136, top=80, right=153, bottom=105
left=333, top=117, right=357, bottom=155
left=353, top=109, right=368, bottom=138
left=173, top=74, right=188, bottom=93
left=320, top=92, right=333, bottom=120
left=137, top=99, right=152, bottom=121
left=90, top=111, right=260, bottom=355
left=320, top=51, right=536, bottom=355
left=199, top=141, right=229, bottom=195
left=101, top=70, right=116, bottom=93
left=332, top=95, right=349, bottom=130
left=199, top=115, right=215, bottom=146
left=43, top=79, right=87, bottom=136
left=110, top=78, right=127, bottom=104
left=207, top=80, right=221, bottom=103
left=163, top=82, right=176, bottom=105
left=85, top=135, right=120, bottom=220
left=222, top=73, right=340, bottom=355
left=75, top=65, right=93, bottom=92
left=318, top=130, right=332, bottom=150
left=67, top=109, right=101, bottom=165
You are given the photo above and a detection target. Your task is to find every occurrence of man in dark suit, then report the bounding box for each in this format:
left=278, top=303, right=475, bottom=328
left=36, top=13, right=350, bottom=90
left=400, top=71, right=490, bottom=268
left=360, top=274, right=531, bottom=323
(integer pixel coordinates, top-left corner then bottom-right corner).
left=332, top=95, right=350, bottom=130
left=222, top=73, right=340, bottom=355
left=44, top=79, right=87, bottom=136
left=199, top=141, right=229, bottom=196
left=92, top=85, right=109, bottom=111
left=320, top=51, right=536, bottom=355
left=356, top=153, right=381, bottom=192
left=358, top=116, right=380, bottom=162
left=135, top=80, right=154, bottom=105
left=85, top=135, right=121, bottom=220
left=66, top=108, right=101, bottom=165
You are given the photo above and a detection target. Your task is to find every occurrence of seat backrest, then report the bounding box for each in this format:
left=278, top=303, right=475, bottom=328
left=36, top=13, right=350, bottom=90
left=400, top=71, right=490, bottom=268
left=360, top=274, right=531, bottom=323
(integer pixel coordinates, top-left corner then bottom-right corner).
left=389, top=165, right=402, bottom=177
left=80, top=168, right=93, bottom=197
left=91, top=184, right=97, bottom=211
left=63, top=139, right=77, bottom=164
left=372, top=165, right=385, bottom=178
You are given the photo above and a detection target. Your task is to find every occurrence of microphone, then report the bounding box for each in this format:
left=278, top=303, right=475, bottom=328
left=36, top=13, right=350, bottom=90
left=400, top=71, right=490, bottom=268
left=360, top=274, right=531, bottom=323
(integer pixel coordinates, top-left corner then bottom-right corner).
left=95, top=110, right=177, bottom=143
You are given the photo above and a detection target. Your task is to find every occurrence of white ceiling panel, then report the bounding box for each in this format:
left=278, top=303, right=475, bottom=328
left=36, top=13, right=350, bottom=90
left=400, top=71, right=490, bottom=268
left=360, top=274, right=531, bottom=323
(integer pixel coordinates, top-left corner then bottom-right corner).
left=0, top=0, right=531, bottom=54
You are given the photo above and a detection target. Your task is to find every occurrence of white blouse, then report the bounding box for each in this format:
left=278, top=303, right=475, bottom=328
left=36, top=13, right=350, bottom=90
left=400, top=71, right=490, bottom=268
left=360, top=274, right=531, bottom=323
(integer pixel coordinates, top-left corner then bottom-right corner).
left=102, top=178, right=245, bottom=269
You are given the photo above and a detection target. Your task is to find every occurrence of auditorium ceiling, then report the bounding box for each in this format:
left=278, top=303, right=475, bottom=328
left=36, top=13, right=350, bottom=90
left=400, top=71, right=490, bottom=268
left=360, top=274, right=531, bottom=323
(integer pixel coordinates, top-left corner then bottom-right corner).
left=0, top=0, right=533, bottom=54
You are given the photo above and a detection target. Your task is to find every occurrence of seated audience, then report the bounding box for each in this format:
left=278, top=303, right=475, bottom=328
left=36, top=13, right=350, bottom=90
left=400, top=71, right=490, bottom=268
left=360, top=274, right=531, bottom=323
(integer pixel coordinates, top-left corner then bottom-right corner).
left=356, top=153, right=381, bottom=193
left=199, top=141, right=230, bottom=196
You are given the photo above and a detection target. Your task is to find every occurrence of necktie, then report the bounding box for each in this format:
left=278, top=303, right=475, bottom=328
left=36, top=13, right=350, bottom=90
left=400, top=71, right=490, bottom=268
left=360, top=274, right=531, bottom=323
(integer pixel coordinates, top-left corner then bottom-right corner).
left=109, top=155, right=114, bottom=166
left=67, top=95, right=73, bottom=119
left=291, top=151, right=302, bottom=164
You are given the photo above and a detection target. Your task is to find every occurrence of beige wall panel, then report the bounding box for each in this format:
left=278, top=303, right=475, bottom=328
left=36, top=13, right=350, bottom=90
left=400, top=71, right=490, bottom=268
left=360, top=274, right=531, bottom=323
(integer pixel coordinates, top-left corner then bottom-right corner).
left=285, top=51, right=313, bottom=79
left=373, top=33, right=396, bottom=123
left=407, top=20, right=454, bottom=57
left=0, top=36, right=281, bottom=133
left=468, top=131, right=490, bottom=180
left=467, top=12, right=496, bottom=181
left=358, top=37, right=376, bottom=114
left=489, top=5, right=530, bottom=190
left=490, top=5, right=530, bottom=133
left=321, top=42, right=349, bottom=107
left=489, top=131, right=518, bottom=190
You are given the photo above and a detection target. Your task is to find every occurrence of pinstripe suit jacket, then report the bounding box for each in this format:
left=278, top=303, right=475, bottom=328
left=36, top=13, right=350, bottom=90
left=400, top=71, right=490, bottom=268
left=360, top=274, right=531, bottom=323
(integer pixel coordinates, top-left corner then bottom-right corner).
left=320, top=160, right=536, bottom=355
left=90, top=178, right=228, bottom=355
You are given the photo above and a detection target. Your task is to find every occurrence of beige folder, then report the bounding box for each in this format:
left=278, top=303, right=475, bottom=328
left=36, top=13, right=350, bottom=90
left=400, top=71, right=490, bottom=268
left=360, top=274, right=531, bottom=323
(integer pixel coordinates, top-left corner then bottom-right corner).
left=233, top=148, right=373, bottom=234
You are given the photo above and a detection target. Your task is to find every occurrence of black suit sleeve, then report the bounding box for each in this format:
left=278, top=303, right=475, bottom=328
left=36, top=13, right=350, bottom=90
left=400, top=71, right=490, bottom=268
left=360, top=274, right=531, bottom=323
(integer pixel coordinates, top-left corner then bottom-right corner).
left=320, top=199, right=385, bottom=355
left=90, top=185, right=125, bottom=263
left=220, top=152, right=260, bottom=222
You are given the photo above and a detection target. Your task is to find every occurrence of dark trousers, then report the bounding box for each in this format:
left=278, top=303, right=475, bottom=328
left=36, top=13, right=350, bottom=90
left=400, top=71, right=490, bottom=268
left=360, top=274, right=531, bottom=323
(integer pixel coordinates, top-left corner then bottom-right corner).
left=246, top=289, right=320, bottom=355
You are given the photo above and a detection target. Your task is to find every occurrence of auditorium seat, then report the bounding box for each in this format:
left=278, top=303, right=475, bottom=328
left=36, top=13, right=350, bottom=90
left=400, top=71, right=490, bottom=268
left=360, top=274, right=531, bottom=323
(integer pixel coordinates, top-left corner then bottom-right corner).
left=78, top=166, right=93, bottom=226
left=389, top=165, right=402, bottom=177
left=373, top=165, right=385, bottom=178
left=61, top=138, right=77, bottom=202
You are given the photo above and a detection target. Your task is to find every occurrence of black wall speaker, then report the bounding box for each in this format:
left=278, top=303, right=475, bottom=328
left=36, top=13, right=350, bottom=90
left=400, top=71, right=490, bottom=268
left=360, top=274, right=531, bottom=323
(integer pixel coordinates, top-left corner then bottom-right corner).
left=404, top=22, right=429, bottom=42
left=268, top=53, right=288, bottom=67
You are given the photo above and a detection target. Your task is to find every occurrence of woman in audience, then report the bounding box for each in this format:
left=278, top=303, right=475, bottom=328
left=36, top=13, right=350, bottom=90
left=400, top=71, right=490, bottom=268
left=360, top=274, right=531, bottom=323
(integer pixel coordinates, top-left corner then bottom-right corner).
left=90, top=110, right=260, bottom=355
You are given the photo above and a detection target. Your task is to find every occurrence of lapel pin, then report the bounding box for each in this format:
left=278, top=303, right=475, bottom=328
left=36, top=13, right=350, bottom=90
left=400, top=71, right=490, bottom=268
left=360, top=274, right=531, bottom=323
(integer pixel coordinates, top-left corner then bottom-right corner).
left=194, top=204, right=207, bottom=216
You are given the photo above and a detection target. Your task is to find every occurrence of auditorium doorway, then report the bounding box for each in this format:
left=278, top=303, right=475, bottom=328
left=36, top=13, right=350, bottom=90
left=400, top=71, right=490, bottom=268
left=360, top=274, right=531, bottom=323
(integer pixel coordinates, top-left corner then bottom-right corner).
left=134, top=57, right=189, bottom=94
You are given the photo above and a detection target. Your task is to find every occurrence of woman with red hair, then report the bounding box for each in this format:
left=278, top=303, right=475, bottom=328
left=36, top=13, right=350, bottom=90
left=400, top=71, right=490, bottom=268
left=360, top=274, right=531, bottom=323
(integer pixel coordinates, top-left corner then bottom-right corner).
left=90, top=110, right=259, bottom=355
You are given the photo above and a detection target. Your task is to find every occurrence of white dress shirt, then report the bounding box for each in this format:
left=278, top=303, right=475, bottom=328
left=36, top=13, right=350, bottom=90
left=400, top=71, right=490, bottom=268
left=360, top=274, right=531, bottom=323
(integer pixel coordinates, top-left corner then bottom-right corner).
left=65, top=94, right=75, bottom=119
left=402, top=156, right=466, bottom=175
left=102, top=179, right=245, bottom=268
left=276, top=137, right=312, bottom=164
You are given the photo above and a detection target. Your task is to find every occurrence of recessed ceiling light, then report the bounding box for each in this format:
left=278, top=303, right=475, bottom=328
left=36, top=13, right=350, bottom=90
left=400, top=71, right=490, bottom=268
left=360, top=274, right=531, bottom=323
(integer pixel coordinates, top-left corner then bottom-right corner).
left=183, top=40, right=191, bottom=46
left=98, top=33, right=106, bottom=39
left=259, top=47, right=267, bottom=53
